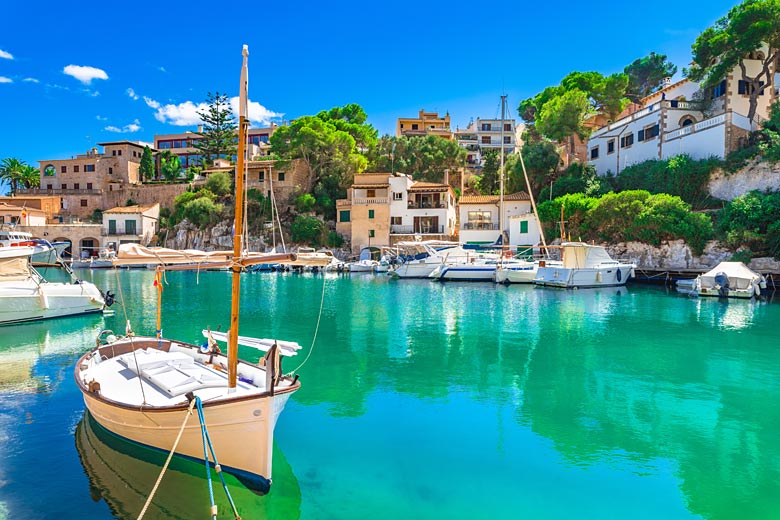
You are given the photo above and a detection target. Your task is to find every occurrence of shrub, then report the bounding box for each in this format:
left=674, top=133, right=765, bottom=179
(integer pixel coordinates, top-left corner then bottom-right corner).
left=730, top=249, right=754, bottom=264
left=767, top=221, right=780, bottom=260
left=295, top=193, right=316, bottom=213
left=181, top=197, right=223, bottom=228
left=204, top=171, right=232, bottom=197
left=291, top=215, right=325, bottom=246
left=537, top=192, right=599, bottom=240
left=326, top=231, right=344, bottom=248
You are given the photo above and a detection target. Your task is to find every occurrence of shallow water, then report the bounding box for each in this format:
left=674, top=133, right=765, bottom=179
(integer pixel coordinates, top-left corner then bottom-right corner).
left=1, top=269, right=778, bottom=519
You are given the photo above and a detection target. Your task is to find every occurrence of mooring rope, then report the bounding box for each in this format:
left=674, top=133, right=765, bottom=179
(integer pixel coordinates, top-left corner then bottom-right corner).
left=289, top=273, right=327, bottom=374
left=137, top=399, right=197, bottom=520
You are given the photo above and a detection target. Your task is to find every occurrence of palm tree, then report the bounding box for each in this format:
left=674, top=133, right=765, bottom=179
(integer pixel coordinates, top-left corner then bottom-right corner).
left=19, top=164, right=40, bottom=189
left=0, top=158, right=27, bottom=194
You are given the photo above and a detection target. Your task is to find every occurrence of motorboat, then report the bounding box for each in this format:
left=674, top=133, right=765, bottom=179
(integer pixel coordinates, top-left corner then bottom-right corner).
left=71, top=248, right=117, bottom=269
left=0, top=246, right=109, bottom=325
left=494, top=258, right=563, bottom=284
left=388, top=241, right=465, bottom=279
left=348, top=259, right=378, bottom=273
left=429, top=252, right=531, bottom=282
left=0, top=230, right=66, bottom=264
left=694, top=261, right=766, bottom=299
left=534, top=242, right=635, bottom=288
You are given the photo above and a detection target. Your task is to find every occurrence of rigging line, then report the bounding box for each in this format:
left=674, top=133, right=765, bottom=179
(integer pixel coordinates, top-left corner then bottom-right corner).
left=112, top=267, right=148, bottom=404
left=288, top=273, right=327, bottom=375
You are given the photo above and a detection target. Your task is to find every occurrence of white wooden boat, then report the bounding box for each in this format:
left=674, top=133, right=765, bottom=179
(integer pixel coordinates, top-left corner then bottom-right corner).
left=348, top=259, right=377, bottom=272
left=74, top=46, right=302, bottom=494
left=695, top=261, right=766, bottom=299
left=534, top=242, right=635, bottom=288
left=0, top=247, right=107, bottom=325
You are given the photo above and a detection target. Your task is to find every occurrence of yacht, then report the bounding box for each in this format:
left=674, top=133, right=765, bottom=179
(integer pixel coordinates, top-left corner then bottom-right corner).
left=534, top=242, right=635, bottom=288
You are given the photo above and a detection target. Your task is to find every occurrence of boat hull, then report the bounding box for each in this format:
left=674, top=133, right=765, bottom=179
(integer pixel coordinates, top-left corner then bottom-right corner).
left=433, top=265, right=497, bottom=281
left=494, top=266, right=537, bottom=284
left=0, top=280, right=105, bottom=325
left=389, top=262, right=441, bottom=279
left=534, top=265, right=633, bottom=288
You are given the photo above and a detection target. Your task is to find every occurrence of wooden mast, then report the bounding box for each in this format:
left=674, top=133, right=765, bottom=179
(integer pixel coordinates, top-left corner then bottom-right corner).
left=228, top=45, right=249, bottom=390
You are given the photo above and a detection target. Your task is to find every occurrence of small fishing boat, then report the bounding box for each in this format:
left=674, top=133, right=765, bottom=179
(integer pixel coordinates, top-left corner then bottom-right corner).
left=534, top=242, right=635, bottom=288
left=0, top=246, right=109, bottom=325
left=694, top=261, right=766, bottom=299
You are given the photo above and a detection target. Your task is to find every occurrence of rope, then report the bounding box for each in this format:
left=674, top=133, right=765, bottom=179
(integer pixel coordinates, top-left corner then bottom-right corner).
left=137, top=399, right=197, bottom=520
left=113, top=268, right=147, bottom=404
left=289, top=272, right=327, bottom=374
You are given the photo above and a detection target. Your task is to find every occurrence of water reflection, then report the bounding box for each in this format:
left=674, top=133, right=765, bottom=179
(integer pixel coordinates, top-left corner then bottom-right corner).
left=75, top=413, right=301, bottom=520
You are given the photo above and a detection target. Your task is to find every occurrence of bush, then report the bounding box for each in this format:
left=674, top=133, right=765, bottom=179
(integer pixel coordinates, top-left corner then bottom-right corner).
left=295, top=193, right=316, bottom=213
left=181, top=197, right=223, bottom=228
left=204, top=171, right=232, bottom=197
left=537, top=192, right=599, bottom=240
left=291, top=215, right=325, bottom=246
left=326, top=231, right=344, bottom=248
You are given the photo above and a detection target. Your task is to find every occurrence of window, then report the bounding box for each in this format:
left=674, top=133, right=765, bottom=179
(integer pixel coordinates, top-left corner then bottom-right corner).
left=46, top=184, right=53, bottom=190
left=278, top=172, right=285, bottom=181
left=520, top=220, right=529, bottom=233
left=638, top=129, right=645, bottom=142
left=85, top=164, right=95, bottom=172
left=368, top=209, right=375, bottom=219
left=369, top=230, right=375, bottom=238
left=504, top=123, right=511, bottom=132
left=259, top=171, right=265, bottom=181
left=590, top=146, right=599, bottom=160
left=367, top=189, right=376, bottom=198
left=738, top=80, right=765, bottom=96
left=607, top=139, right=615, bottom=154
left=112, top=150, right=116, bottom=156
left=711, top=79, right=727, bottom=98
left=481, top=136, right=491, bottom=144
left=108, top=167, right=113, bottom=174
left=73, top=183, right=80, bottom=189
left=620, top=133, right=634, bottom=148
left=159, top=141, right=171, bottom=149
left=644, top=124, right=660, bottom=140
left=681, top=117, right=695, bottom=127
left=118, top=150, right=122, bottom=156
left=80, top=199, right=88, bottom=207
left=125, top=220, right=137, bottom=235
left=74, top=165, right=80, bottom=173
left=391, top=216, right=402, bottom=225
left=108, top=220, right=117, bottom=234
left=411, top=123, right=419, bottom=130
left=60, top=165, right=66, bottom=174
left=400, top=123, right=404, bottom=129
left=468, top=211, right=491, bottom=222
left=481, top=123, right=491, bottom=131
left=393, top=192, right=403, bottom=200
left=87, top=183, right=93, bottom=189
left=504, top=136, right=511, bottom=144
left=61, top=184, right=67, bottom=189
left=339, top=210, right=350, bottom=223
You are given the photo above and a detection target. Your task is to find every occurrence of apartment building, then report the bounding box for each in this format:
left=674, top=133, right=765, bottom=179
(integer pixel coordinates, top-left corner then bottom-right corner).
left=336, top=173, right=457, bottom=254
left=455, top=117, right=518, bottom=167
left=396, top=110, right=453, bottom=140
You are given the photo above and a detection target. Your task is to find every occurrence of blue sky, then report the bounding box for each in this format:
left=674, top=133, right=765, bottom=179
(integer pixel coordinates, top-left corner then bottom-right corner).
left=1, top=0, right=738, bottom=192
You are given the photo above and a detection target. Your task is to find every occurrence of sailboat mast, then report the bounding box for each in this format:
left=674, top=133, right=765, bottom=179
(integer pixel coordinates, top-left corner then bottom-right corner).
left=228, top=45, right=249, bottom=390
left=499, top=95, right=505, bottom=241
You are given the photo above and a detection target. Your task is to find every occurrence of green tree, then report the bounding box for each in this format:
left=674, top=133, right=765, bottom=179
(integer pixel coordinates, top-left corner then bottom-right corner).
left=473, top=149, right=501, bottom=195
left=182, top=197, right=224, bottom=228
left=687, top=0, right=780, bottom=122
left=18, top=164, right=40, bottom=189
left=160, top=151, right=182, bottom=183
left=371, top=135, right=466, bottom=182
left=519, top=140, right=561, bottom=195
left=0, top=158, right=26, bottom=194
left=295, top=193, right=316, bottom=213
left=291, top=215, right=325, bottom=246
left=204, top=171, right=232, bottom=197
left=517, top=86, right=563, bottom=123
left=535, top=89, right=593, bottom=141
left=194, top=92, right=237, bottom=164
left=624, top=52, right=678, bottom=102
left=139, top=145, right=155, bottom=180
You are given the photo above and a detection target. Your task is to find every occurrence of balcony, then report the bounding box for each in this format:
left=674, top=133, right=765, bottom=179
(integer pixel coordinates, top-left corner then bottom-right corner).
left=352, top=198, right=389, bottom=205
left=408, top=201, right=447, bottom=209
left=462, top=222, right=500, bottom=230
left=103, top=228, right=140, bottom=236
left=18, top=188, right=101, bottom=195
left=391, top=225, right=445, bottom=234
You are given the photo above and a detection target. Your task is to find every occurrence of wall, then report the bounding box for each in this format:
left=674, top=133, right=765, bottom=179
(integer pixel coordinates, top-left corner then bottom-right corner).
left=661, top=123, right=726, bottom=160
left=508, top=213, right=541, bottom=246
left=15, top=223, right=104, bottom=257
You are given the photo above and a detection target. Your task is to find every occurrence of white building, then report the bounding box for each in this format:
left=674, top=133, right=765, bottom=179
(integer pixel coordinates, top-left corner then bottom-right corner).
left=102, top=203, right=160, bottom=249
left=0, top=203, right=47, bottom=227
left=588, top=50, right=779, bottom=175
left=458, top=192, right=540, bottom=247
left=455, top=117, right=518, bottom=167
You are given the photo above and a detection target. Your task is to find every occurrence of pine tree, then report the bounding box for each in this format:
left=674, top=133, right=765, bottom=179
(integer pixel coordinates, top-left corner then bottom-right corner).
left=139, top=145, right=155, bottom=180
left=194, top=92, right=237, bottom=165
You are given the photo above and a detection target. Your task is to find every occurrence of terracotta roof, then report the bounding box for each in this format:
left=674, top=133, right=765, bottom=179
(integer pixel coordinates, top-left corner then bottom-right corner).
left=459, top=192, right=530, bottom=204
left=641, top=78, right=691, bottom=103
left=104, top=203, right=159, bottom=214
left=0, top=202, right=45, bottom=214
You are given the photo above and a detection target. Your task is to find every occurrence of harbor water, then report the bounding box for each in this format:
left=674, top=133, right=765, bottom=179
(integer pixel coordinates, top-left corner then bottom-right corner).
left=1, top=269, right=779, bottom=519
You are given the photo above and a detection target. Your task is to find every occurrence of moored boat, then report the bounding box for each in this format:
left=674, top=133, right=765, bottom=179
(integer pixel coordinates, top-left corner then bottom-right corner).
left=534, top=242, right=635, bottom=288
left=694, top=261, right=766, bottom=299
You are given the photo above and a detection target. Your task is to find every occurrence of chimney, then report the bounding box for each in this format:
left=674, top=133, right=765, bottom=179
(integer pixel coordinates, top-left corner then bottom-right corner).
left=197, top=125, right=203, bottom=133
left=664, top=77, right=672, bottom=87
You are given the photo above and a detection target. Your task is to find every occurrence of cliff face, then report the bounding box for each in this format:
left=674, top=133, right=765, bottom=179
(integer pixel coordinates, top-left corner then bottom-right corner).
left=160, top=219, right=269, bottom=252
left=606, top=239, right=780, bottom=272
left=708, top=159, right=780, bottom=201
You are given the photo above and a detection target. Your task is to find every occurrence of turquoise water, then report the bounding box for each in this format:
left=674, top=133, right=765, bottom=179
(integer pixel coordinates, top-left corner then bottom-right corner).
left=1, top=269, right=779, bottom=519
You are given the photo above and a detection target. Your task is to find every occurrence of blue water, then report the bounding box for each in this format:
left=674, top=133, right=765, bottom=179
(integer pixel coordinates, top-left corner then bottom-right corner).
left=1, top=269, right=779, bottom=519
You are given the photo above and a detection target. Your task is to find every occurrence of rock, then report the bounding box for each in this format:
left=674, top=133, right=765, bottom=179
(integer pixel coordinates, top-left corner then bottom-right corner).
left=606, top=240, right=730, bottom=270
left=749, top=257, right=780, bottom=272
left=708, top=159, right=780, bottom=201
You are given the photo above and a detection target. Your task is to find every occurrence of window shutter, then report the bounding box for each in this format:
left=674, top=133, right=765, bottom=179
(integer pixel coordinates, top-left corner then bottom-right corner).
left=638, top=129, right=645, bottom=141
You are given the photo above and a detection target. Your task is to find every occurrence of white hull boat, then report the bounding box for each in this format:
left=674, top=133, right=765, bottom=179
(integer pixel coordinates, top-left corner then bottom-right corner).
left=348, top=259, right=377, bottom=273
left=695, top=261, right=766, bottom=299
left=534, top=242, right=635, bottom=288
left=0, top=247, right=107, bottom=325
left=494, top=260, right=564, bottom=284
left=390, top=262, right=442, bottom=279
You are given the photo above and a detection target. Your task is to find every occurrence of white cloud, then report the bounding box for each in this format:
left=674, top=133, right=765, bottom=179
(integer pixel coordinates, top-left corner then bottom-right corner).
left=143, top=96, right=160, bottom=109
left=157, top=66, right=166, bottom=73
left=96, top=115, right=108, bottom=121
left=105, top=119, right=141, bottom=133
left=0, top=49, right=13, bottom=60
left=0, top=76, right=12, bottom=84
left=143, top=95, right=282, bottom=127
left=126, top=87, right=139, bottom=100
left=22, top=77, right=39, bottom=83
left=63, top=64, right=108, bottom=85
left=229, top=96, right=283, bottom=126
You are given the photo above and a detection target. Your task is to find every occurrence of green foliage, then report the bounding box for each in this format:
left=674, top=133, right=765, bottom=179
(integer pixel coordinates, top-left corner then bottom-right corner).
left=173, top=188, right=218, bottom=222
left=126, top=199, right=137, bottom=206
left=613, top=155, right=720, bottom=209
left=539, top=163, right=611, bottom=201
left=730, top=249, right=754, bottom=263
left=371, top=135, right=466, bottom=182
left=160, top=151, right=182, bottom=183
left=687, top=0, right=780, bottom=121
left=90, top=209, right=103, bottom=224
left=624, top=52, right=678, bottom=102
left=535, top=89, right=593, bottom=141
left=140, top=145, right=155, bottom=180
left=295, top=193, right=316, bottom=213
left=326, top=231, right=345, bottom=248
left=0, top=158, right=39, bottom=193
left=519, top=140, right=561, bottom=195
left=194, top=92, right=237, bottom=164
left=181, top=197, right=224, bottom=228
left=291, top=215, right=326, bottom=246
left=473, top=149, right=501, bottom=195
left=767, top=220, right=780, bottom=259
left=537, top=193, right=600, bottom=239
left=204, top=171, right=232, bottom=197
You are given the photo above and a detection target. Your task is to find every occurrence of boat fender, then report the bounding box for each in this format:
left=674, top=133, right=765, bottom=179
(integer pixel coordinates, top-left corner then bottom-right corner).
left=596, top=271, right=603, bottom=283
left=753, top=280, right=761, bottom=297
left=616, top=269, right=622, bottom=282
left=39, top=289, right=50, bottom=310
left=539, top=260, right=546, bottom=268
left=88, top=379, right=101, bottom=394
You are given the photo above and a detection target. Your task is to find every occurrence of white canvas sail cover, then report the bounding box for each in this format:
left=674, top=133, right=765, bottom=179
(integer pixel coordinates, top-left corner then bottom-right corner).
left=561, top=243, right=615, bottom=268
left=0, top=256, right=31, bottom=281
left=115, top=243, right=233, bottom=265
left=700, top=262, right=762, bottom=290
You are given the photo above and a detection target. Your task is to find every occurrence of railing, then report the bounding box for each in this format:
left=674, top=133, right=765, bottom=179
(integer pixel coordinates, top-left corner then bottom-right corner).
left=461, top=222, right=500, bottom=230
left=663, top=113, right=726, bottom=142
left=664, top=126, right=694, bottom=141
left=695, top=114, right=726, bottom=131
left=390, top=225, right=445, bottom=234
left=336, top=200, right=351, bottom=207
left=351, top=198, right=388, bottom=205
left=591, top=102, right=661, bottom=138
left=18, top=188, right=101, bottom=195
left=408, top=202, right=447, bottom=209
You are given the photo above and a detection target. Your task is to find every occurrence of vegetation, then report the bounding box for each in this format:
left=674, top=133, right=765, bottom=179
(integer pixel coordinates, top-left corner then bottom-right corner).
left=194, top=92, right=237, bottom=164
left=291, top=215, right=326, bottom=246
left=538, top=163, right=612, bottom=202
left=716, top=189, right=780, bottom=258
left=473, top=150, right=501, bottom=195
left=624, top=52, right=678, bottom=102
left=518, top=140, right=561, bottom=195
left=0, top=158, right=39, bottom=193
left=159, top=151, right=182, bottom=183
left=139, top=145, right=155, bottom=180
left=204, top=171, right=232, bottom=197
left=172, top=188, right=223, bottom=228
left=687, top=0, right=780, bottom=122
left=294, top=193, right=316, bottom=213
left=371, top=135, right=466, bottom=182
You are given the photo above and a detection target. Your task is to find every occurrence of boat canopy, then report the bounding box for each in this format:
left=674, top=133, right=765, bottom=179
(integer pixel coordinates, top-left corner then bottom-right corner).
left=115, top=244, right=232, bottom=265
left=561, top=242, right=615, bottom=269
left=0, top=255, right=32, bottom=281
left=700, top=262, right=762, bottom=290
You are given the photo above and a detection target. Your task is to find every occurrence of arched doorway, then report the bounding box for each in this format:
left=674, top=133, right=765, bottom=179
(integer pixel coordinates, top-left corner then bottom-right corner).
left=80, top=237, right=99, bottom=259
left=53, top=237, right=73, bottom=258
left=680, top=116, right=696, bottom=127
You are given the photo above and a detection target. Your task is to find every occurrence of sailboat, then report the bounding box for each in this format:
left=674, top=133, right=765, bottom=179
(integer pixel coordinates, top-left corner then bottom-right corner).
left=74, top=46, right=302, bottom=493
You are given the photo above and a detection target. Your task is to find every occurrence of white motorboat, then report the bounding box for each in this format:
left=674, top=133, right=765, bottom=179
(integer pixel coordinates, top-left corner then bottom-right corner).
left=71, top=248, right=117, bottom=269
left=0, top=247, right=108, bottom=325
left=389, top=241, right=465, bottom=279
left=694, top=261, right=766, bottom=299
left=74, top=47, right=302, bottom=495
left=0, top=230, right=63, bottom=264
left=494, top=258, right=564, bottom=284
left=534, top=242, right=635, bottom=288
left=429, top=252, right=531, bottom=281
left=348, top=259, right=378, bottom=273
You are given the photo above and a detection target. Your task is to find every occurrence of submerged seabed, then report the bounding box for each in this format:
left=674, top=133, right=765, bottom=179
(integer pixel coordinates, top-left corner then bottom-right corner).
left=1, top=269, right=779, bottom=520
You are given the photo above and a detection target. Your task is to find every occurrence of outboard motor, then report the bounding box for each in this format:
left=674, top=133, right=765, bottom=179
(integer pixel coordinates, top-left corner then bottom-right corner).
left=714, top=272, right=730, bottom=298
left=103, top=289, right=116, bottom=307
